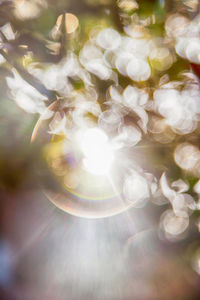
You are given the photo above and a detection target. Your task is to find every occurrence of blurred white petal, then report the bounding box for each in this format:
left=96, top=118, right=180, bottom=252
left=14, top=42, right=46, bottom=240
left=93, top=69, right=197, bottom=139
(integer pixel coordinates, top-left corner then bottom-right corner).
left=161, top=209, right=189, bottom=236
left=171, top=179, right=189, bottom=193
left=113, top=125, right=141, bottom=148
left=160, top=173, right=176, bottom=202
left=133, top=106, right=148, bottom=133
left=115, top=52, right=134, bottom=76
left=194, top=180, right=200, bottom=194
left=96, top=28, right=121, bottom=50
left=123, top=171, right=149, bottom=207
left=174, top=143, right=200, bottom=171
left=84, top=59, right=112, bottom=80
left=127, top=58, right=151, bottom=82
left=98, top=109, right=123, bottom=133
left=123, top=85, right=139, bottom=108
left=109, top=86, right=123, bottom=104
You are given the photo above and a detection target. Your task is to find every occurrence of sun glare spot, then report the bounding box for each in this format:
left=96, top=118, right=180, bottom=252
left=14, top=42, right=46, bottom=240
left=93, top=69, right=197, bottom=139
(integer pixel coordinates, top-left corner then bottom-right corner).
left=80, top=128, right=114, bottom=175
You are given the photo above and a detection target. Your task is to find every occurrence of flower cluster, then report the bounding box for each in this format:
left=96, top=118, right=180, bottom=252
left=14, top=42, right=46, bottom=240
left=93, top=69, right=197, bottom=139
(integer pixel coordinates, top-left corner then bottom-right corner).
left=4, top=7, right=200, bottom=242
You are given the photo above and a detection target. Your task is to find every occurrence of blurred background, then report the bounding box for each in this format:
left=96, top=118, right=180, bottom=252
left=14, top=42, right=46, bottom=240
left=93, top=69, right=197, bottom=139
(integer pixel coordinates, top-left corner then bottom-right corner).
left=0, top=0, right=200, bottom=299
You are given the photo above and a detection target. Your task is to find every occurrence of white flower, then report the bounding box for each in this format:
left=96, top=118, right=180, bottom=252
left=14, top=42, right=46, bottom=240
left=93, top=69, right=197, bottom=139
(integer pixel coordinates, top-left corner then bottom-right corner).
left=108, top=85, right=149, bottom=132
left=160, top=173, right=194, bottom=218
left=79, top=42, right=112, bottom=80
left=6, top=69, right=47, bottom=114
left=154, top=85, right=200, bottom=134
left=28, top=53, right=92, bottom=96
